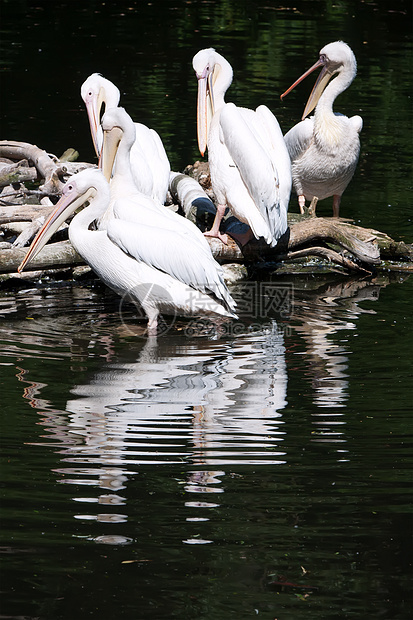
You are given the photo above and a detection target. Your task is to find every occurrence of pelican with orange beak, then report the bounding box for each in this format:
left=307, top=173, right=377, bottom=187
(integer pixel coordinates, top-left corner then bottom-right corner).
left=18, top=168, right=237, bottom=335
left=193, top=48, right=291, bottom=246
left=81, top=73, right=170, bottom=205
left=281, top=41, right=363, bottom=217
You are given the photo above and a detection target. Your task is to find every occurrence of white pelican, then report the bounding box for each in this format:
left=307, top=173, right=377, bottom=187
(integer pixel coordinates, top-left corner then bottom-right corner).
left=99, top=106, right=223, bottom=255
left=18, top=169, right=237, bottom=334
left=192, top=48, right=291, bottom=246
left=81, top=73, right=170, bottom=204
left=281, top=41, right=363, bottom=217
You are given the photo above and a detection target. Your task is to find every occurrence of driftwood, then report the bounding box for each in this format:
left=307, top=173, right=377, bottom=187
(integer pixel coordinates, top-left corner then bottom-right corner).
left=0, top=240, right=83, bottom=274
left=0, top=140, right=65, bottom=195
left=0, top=140, right=95, bottom=200
left=0, top=204, right=55, bottom=225
left=0, top=144, right=412, bottom=280
left=0, top=159, right=38, bottom=187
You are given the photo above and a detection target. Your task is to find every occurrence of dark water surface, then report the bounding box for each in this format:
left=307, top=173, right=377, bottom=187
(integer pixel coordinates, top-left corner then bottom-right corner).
left=1, top=274, right=412, bottom=619
left=1, top=1, right=412, bottom=619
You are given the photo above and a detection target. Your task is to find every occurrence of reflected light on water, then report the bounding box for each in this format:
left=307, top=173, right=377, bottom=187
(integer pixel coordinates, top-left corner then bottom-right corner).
left=6, top=274, right=391, bottom=548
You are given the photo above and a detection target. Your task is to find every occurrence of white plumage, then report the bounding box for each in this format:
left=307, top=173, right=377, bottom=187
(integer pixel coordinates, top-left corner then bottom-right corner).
left=281, top=41, right=363, bottom=217
left=192, top=48, right=291, bottom=246
left=81, top=72, right=170, bottom=204
left=98, top=106, right=225, bottom=260
left=18, top=169, right=237, bottom=334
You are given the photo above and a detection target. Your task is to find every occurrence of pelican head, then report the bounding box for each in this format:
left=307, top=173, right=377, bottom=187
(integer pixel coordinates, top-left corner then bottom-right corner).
left=281, top=41, right=357, bottom=120
left=99, top=107, right=136, bottom=182
left=18, top=169, right=109, bottom=273
left=192, top=48, right=233, bottom=156
left=81, top=73, right=121, bottom=156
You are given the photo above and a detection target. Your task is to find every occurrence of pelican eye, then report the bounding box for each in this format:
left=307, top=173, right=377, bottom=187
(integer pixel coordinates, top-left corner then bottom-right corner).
left=320, top=53, right=327, bottom=64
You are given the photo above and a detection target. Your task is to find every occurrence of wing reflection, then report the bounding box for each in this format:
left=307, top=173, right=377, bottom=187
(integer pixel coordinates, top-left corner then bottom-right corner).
left=17, top=326, right=287, bottom=532
left=12, top=274, right=395, bottom=541
left=62, top=328, right=288, bottom=468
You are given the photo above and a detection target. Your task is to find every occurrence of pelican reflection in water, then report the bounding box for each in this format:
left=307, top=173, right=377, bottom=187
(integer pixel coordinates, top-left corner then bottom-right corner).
left=14, top=276, right=387, bottom=541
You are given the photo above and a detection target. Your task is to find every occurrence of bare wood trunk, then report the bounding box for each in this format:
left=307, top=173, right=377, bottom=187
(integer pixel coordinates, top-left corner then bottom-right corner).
left=0, top=156, right=411, bottom=279
left=0, top=160, right=38, bottom=187
left=0, top=204, right=55, bottom=224
left=0, top=240, right=83, bottom=274
left=0, top=140, right=64, bottom=194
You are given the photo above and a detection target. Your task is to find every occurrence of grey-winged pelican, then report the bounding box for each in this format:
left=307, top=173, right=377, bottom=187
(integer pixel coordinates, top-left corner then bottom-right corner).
left=281, top=41, right=363, bottom=217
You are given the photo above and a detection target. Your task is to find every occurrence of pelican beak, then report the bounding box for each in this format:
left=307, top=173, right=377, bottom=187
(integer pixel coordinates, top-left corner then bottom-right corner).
left=18, top=185, right=94, bottom=273
left=84, top=86, right=106, bottom=157
left=196, top=67, right=215, bottom=157
left=281, top=57, right=334, bottom=120
left=99, top=125, right=123, bottom=182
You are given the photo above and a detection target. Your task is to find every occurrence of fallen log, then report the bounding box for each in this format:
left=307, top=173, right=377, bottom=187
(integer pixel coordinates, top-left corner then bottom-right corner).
left=0, top=204, right=55, bottom=225
left=0, top=140, right=65, bottom=195
left=0, top=140, right=96, bottom=202
left=0, top=160, right=38, bottom=187
left=171, top=172, right=381, bottom=269
left=0, top=240, right=84, bottom=274
left=0, top=149, right=412, bottom=280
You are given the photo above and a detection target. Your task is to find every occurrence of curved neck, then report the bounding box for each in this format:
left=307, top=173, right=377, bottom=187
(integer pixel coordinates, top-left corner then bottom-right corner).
left=212, top=53, right=233, bottom=110
left=316, top=67, right=354, bottom=116
left=103, top=79, right=121, bottom=108
left=71, top=186, right=110, bottom=234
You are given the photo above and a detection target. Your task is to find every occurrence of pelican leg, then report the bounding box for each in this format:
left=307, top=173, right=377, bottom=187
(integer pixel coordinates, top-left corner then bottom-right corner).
left=145, top=306, right=159, bottom=336
left=298, top=195, right=306, bottom=214
left=204, top=203, right=228, bottom=244
left=332, top=195, right=341, bottom=217
left=146, top=316, right=158, bottom=337
left=308, top=196, right=318, bottom=216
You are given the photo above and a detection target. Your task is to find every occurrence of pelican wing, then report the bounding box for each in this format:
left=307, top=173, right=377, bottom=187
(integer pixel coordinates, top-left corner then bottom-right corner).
left=133, top=123, right=170, bottom=204
left=219, top=102, right=282, bottom=237
left=283, top=117, right=314, bottom=162
left=107, top=218, right=236, bottom=313
left=255, top=105, right=292, bottom=214
left=350, top=114, right=363, bottom=135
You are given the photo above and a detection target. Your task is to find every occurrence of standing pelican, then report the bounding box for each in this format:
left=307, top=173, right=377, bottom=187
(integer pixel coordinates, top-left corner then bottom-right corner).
left=99, top=106, right=222, bottom=254
left=281, top=41, right=363, bottom=217
left=81, top=73, right=170, bottom=204
left=18, top=169, right=237, bottom=334
left=192, top=48, right=291, bottom=246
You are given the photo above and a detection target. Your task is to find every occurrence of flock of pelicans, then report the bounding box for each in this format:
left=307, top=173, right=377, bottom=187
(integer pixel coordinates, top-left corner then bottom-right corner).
left=19, top=41, right=362, bottom=334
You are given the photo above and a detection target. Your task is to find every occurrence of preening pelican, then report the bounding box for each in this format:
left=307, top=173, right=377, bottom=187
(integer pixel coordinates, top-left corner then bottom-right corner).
left=81, top=73, right=170, bottom=204
left=18, top=169, right=237, bottom=334
left=281, top=41, right=363, bottom=217
left=192, top=48, right=291, bottom=246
